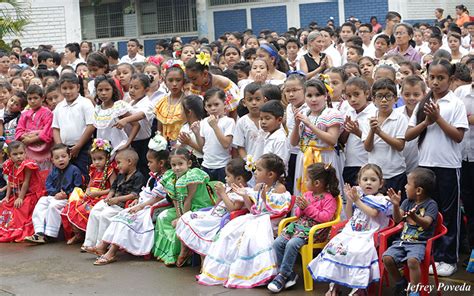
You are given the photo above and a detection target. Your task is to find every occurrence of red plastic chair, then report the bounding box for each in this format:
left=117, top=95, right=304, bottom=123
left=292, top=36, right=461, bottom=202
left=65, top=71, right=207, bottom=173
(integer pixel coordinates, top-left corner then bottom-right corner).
left=378, top=213, right=447, bottom=296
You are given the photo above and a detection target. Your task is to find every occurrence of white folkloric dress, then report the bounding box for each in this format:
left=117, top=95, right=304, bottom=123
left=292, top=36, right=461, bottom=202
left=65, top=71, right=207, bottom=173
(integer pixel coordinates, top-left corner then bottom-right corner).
left=101, top=174, right=170, bottom=256
left=197, top=187, right=292, bottom=289
left=175, top=187, right=247, bottom=256
left=307, top=194, right=392, bottom=289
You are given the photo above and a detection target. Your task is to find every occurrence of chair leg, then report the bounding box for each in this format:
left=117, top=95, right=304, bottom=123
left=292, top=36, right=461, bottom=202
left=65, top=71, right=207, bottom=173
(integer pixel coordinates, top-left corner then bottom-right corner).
left=300, top=246, right=313, bottom=292
left=431, top=259, right=441, bottom=296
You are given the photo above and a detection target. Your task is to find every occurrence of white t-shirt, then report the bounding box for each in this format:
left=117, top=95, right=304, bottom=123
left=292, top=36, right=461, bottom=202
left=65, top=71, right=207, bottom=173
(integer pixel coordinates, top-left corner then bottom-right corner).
left=454, top=84, right=474, bottom=162
left=52, top=95, right=94, bottom=146
left=361, top=110, right=408, bottom=178
left=344, top=103, right=377, bottom=167
left=233, top=114, right=266, bottom=159
left=128, top=96, right=155, bottom=141
left=177, top=122, right=204, bottom=159
left=409, top=91, right=469, bottom=168
left=200, top=116, right=235, bottom=169
left=286, top=103, right=309, bottom=154
left=263, top=126, right=290, bottom=166
left=395, top=106, right=418, bottom=173
left=120, top=54, right=145, bottom=64
left=323, top=44, right=342, bottom=67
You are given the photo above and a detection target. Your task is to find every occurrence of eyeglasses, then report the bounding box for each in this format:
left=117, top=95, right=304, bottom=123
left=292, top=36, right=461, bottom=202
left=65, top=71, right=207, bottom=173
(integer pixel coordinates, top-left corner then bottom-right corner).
left=374, top=93, right=396, bottom=101
left=284, top=88, right=303, bottom=94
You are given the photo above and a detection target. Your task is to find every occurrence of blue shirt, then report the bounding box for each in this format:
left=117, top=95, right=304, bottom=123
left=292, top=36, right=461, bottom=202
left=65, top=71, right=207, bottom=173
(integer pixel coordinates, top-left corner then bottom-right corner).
left=45, top=164, right=83, bottom=196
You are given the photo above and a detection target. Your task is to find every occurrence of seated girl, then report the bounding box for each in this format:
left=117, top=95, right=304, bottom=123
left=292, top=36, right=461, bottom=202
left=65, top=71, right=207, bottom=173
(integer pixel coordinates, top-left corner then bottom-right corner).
left=197, top=153, right=292, bottom=288
left=176, top=158, right=251, bottom=257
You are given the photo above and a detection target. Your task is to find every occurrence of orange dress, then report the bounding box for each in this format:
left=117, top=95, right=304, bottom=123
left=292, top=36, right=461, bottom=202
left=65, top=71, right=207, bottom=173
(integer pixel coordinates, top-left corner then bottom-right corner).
left=0, top=159, right=46, bottom=242
left=61, top=164, right=115, bottom=231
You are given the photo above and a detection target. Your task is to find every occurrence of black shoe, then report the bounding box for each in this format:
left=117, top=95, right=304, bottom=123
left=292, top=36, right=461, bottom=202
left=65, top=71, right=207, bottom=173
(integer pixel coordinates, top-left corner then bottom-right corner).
left=394, top=278, right=408, bottom=296
left=285, top=272, right=298, bottom=289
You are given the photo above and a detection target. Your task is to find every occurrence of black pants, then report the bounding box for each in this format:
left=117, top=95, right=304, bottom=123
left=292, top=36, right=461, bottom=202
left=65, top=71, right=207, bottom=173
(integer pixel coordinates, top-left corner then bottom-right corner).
left=286, top=153, right=297, bottom=195
left=70, top=141, right=91, bottom=184
left=203, top=166, right=226, bottom=183
left=132, top=138, right=150, bottom=178
left=421, top=166, right=460, bottom=264
left=343, top=166, right=361, bottom=186
left=461, top=160, right=474, bottom=248
left=384, top=172, right=408, bottom=201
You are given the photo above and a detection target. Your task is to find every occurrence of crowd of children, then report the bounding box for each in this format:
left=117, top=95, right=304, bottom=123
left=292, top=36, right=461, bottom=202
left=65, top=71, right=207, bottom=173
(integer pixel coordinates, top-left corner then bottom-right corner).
left=0, top=8, right=473, bottom=296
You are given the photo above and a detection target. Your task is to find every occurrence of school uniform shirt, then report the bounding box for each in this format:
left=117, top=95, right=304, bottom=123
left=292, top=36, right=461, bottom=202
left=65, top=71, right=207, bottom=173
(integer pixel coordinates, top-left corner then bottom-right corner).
left=128, top=96, right=155, bottom=141
left=233, top=114, right=266, bottom=159
left=395, top=106, right=419, bottom=173
left=52, top=95, right=94, bottom=146
left=45, top=164, right=83, bottom=196
left=286, top=103, right=309, bottom=154
left=177, top=123, right=204, bottom=159
left=119, top=54, right=146, bottom=64
left=361, top=110, right=408, bottom=178
left=344, top=103, right=377, bottom=167
left=200, top=116, right=235, bottom=169
left=409, top=91, right=469, bottom=168
left=454, top=84, right=474, bottom=162
left=323, top=44, right=342, bottom=67
left=263, top=126, right=290, bottom=166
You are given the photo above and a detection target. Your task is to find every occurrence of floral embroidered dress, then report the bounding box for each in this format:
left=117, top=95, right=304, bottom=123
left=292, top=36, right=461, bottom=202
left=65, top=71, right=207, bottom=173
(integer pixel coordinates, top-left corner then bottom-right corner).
left=0, top=159, right=45, bottom=242
left=15, top=106, right=53, bottom=172
left=197, top=186, right=292, bottom=288
left=153, top=168, right=216, bottom=265
left=61, top=164, right=115, bottom=231
left=154, top=95, right=185, bottom=143
left=294, top=108, right=344, bottom=196
left=307, top=194, right=392, bottom=289
left=93, top=100, right=131, bottom=150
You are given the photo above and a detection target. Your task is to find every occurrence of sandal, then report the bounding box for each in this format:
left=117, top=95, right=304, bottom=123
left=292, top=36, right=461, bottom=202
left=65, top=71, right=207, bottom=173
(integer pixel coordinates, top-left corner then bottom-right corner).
left=93, top=255, right=117, bottom=266
left=66, top=234, right=83, bottom=245
left=83, top=246, right=105, bottom=256
left=176, top=250, right=193, bottom=267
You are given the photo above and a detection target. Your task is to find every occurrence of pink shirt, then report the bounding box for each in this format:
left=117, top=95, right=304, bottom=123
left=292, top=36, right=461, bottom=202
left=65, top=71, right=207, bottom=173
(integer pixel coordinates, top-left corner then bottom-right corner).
left=295, top=192, right=337, bottom=223
left=15, top=106, right=53, bottom=143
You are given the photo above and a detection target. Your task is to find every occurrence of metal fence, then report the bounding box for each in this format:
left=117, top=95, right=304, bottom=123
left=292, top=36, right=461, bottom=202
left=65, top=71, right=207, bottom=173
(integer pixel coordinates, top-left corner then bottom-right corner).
left=140, top=0, right=197, bottom=35
left=208, top=0, right=286, bottom=6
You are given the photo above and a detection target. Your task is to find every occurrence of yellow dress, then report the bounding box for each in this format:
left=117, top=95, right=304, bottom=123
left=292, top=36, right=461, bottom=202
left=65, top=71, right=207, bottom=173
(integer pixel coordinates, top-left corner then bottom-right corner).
left=155, top=95, right=185, bottom=141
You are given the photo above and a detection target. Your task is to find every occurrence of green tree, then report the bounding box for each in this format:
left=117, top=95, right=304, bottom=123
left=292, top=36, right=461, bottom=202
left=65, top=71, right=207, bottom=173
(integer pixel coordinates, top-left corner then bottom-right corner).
left=0, top=0, right=30, bottom=50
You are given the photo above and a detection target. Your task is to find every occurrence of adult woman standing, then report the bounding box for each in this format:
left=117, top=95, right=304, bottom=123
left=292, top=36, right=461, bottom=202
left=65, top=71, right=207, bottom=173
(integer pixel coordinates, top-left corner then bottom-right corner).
left=387, top=23, right=422, bottom=64
left=300, top=31, right=332, bottom=79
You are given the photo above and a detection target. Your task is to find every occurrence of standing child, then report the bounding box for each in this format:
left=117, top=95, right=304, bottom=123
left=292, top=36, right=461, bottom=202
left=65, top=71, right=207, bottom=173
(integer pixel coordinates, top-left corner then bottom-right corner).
left=233, top=82, right=267, bottom=159
left=93, top=75, right=139, bottom=152
left=144, top=62, right=165, bottom=104
left=362, top=78, right=408, bottom=196
left=358, top=57, right=376, bottom=88
left=15, top=85, right=53, bottom=172
left=10, top=77, right=26, bottom=92
left=397, top=75, right=427, bottom=173
left=85, top=52, right=109, bottom=99
left=116, top=74, right=155, bottom=177
left=2, top=91, right=28, bottom=142
left=52, top=73, right=95, bottom=180
left=268, top=163, right=339, bottom=293
left=176, top=158, right=250, bottom=257
left=406, top=59, right=468, bottom=276
left=193, top=88, right=235, bottom=182
left=153, top=147, right=217, bottom=266
left=383, top=168, right=439, bottom=296
left=92, top=143, right=171, bottom=265
left=260, top=100, right=290, bottom=166
left=177, top=95, right=205, bottom=165
left=24, top=144, right=83, bottom=243
left=44, top=82, right=64, bottom=111
left=0, top=141, right=46, bottom=242
left=82, top=148, right=144, bottom=252
left=155, top=64, right=186, bottom=146
left=341, top=77, right=377, bottom=186
left=0, top=81, right=12, bottom=127
left=61, top=139, right=116, bottom=245
left=115, top=63, right=135, bottom=101
left=307, top=164, right=393, bottom=295
left=326, top=67, right=351, bottom=115
left=197, top=153, right=292, bottom=288
left=290, top=79, right=344, bottom=196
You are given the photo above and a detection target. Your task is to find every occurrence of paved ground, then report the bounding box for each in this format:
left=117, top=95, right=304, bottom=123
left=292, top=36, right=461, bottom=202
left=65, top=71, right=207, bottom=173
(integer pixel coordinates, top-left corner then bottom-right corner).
left=0, top=242, right=472, bottom=296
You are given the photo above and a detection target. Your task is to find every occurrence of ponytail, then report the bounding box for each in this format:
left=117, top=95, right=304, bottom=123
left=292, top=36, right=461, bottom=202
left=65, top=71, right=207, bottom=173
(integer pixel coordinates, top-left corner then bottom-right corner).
left=415, top=90, right=433, bottom=147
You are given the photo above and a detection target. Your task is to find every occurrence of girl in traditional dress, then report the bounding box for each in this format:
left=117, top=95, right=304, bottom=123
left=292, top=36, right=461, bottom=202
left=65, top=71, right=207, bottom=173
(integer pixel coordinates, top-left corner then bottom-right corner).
left=61, top=139, right=116, bottom=245
left=155, top=62, right=185, bottom=146
left=307, top=164, right=393, bottom=295
left=92, top=137, right=171, bottom=265
left=0, top=141, right=45, bottom=242
left=290, top=79, right=344, bottom=196
left=153, top=147, right=216, bottom=266
left=176, top=158, right=251, bottom=257
left=197, top=153, right=292, bottom=288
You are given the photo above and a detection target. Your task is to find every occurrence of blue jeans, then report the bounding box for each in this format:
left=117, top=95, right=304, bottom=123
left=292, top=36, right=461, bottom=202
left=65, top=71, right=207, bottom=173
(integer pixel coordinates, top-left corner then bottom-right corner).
left=273, top=235, right=306, bottom=277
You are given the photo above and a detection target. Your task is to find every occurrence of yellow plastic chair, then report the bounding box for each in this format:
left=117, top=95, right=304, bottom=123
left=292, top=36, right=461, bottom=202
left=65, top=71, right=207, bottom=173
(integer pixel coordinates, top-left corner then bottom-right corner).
left=277, top=195, right=342, bottom=292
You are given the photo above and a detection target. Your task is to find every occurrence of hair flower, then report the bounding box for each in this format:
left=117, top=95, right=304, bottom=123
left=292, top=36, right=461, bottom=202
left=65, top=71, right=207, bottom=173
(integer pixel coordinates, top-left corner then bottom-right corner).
left=91, top=138, right=112, bottom=154
left=196, top=52, right=211, bottom=67
left=163, top=59, right=185, bottom=71
left=245, top=154, right=256, bottom=172
left=318, top=74, right=334, bottom=97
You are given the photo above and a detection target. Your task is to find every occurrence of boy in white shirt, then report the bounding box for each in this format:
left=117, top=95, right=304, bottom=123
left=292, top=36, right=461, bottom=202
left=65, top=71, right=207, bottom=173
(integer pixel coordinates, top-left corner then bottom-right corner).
left=260, top=100, right=290, bottom=166
left=120, top=39, right=145, bottom=64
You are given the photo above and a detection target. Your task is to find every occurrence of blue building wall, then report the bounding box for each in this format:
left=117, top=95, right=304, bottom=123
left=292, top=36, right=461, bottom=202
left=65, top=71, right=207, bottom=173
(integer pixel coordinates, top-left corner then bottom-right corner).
left=299, top=1, right=339, bottom=28
left=251, top=6, right=287, bottom=34
left=118, top=41, right=127, bottom=58
left=343, top=0, right=388, bottom=24
left=214, top=9, right=247, bottom=40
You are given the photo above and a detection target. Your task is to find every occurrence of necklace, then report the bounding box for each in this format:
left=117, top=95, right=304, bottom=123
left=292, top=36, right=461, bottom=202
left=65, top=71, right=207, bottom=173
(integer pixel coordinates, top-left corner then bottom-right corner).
left=299, top=107, right=326, bottom=151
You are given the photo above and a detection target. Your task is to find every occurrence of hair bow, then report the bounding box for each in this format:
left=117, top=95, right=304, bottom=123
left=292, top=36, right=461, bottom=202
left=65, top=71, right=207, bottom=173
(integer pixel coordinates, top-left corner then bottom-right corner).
left=318, top=74, right=334, bottom=97
left=148, top=132, right=168, bottom=152
left=91, top=138, right=113, bottom=154
left=286, top=70, right=306, bottom=78
left=196, top=52, right=211, bottom=67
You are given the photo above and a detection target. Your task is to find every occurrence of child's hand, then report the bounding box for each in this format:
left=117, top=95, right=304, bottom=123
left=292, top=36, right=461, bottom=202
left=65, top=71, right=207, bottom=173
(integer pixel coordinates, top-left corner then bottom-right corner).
left=190, top=121, right=200, bottom=134
left=231, top=183, right=248, bottom=197
left=295, top=113, right=310, bottom=126
left=423, top=102, right=440, bottom=123
left=171, top=218, right=178, bottom=228
left=54, top=191, right=67, bottom=200
left=107, top=197, right=120, bottom=206
left=369, top=117, right=380, bottom=134
left=214, top=182, right=226, bottom=195
left=128, top=204, right=144, bottom=214
left=208, top=115, right=219, bottom=129
left=253, top=72, right=267, bottom=84
left=178, top=132, right=191, bottom=145
left=114, top=119, right=127, bottom=130
left=70, top=145, right=80, bottom=159
left=344, top=116, right=360, bottom=134
left=128, top=199, right=138, bottom=207
left=296, top=195, right=308, bottom=210
left=343, top=183, right=353, bottom=202
left=347, top=186, right=361, bottom=203
left=387, top=188, right=401, bottom=207
left=14, top=197, right=24, bottom=208
left=405, top=204, right=419, bottom=220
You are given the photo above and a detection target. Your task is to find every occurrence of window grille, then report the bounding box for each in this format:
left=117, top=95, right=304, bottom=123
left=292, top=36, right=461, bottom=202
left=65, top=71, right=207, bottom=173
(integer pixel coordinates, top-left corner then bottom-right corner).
left=140, top=0, right=197, bottom=35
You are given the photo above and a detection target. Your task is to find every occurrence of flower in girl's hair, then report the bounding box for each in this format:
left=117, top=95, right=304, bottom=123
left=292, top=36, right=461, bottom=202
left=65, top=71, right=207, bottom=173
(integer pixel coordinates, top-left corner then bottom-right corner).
left=91, top=138, right=112, bottom=154
left=196, top=52, right=211, bottom=67
left=163, top=59, right=185, bottom=71
left=319, top=74, right=334, bottom=97
left=245, top=154, right=256, bottom=172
